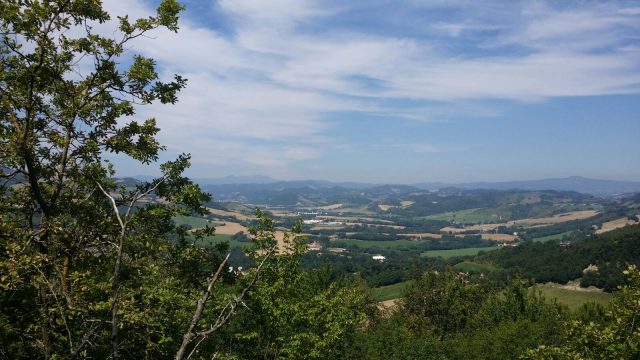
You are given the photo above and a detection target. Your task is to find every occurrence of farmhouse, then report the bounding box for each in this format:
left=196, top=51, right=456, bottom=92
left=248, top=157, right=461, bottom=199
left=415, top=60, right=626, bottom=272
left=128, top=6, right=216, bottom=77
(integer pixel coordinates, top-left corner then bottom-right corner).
left=372, top=255, right=386, bottom=262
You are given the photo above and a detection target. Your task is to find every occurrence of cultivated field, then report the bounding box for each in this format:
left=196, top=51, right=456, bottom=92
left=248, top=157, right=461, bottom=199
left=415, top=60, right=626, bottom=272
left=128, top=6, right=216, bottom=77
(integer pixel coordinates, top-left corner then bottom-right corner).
left=440, top=210, right=599, bottom=233
left=210, top=221, right=248, bottom=235
left=207, top=207, right=254, bottom=221
left=398, top=233, right=443, bottom=239
left=596, top=216, right=639, bottom=234
left=511, top=210, right=599, bottom=226
left=318, top=203, right=343, bottom=210
left=480, top=233, right=517, bottom=242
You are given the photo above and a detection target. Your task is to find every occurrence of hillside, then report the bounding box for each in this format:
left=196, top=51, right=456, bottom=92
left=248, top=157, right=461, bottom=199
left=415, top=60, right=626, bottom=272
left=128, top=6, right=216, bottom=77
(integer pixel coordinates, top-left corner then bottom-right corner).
left=476, top=224, right=640, bottom=291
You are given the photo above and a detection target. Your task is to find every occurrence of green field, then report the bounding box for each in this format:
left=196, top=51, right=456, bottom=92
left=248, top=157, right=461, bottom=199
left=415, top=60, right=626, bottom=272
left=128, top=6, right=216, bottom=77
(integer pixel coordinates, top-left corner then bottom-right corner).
left=173, top=215, right=213, bottom=228
left=533, top=284, right=612, bottom=310
left=423, top=208, right=501, bottom=224
left=371, top=281, right=413, bottom=301
left=532, top=231, right=573, bottom=242
left=452, top=261, right=496, bottom=273
left=421, top=246, right=500, bottom=259
left=194, top=233, right=254, bottom=249
left=333, top=239, right=427, bottom=249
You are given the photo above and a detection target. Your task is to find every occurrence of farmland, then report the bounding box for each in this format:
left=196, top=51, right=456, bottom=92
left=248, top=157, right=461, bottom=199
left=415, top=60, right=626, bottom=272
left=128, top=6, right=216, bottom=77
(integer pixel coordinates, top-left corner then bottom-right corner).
left=422, top=246, right=500, bottom=259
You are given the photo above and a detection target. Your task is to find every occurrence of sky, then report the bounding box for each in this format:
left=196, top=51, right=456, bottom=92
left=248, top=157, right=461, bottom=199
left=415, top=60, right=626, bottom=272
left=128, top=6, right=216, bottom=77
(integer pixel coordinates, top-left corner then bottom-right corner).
left=104, top=0, right=640, bottom=183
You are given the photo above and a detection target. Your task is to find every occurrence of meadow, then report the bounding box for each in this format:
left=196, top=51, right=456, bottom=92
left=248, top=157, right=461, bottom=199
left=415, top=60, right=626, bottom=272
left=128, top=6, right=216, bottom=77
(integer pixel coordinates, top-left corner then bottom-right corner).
left=533, top=283, right=612, bottom=310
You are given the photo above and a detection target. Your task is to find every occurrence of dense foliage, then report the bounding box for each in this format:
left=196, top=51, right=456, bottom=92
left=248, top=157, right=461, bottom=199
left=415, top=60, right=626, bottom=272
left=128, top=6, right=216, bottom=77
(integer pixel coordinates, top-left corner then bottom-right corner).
left=481, top=224, right=640, bottom=291
left=0, top=2, right=364, bottom=359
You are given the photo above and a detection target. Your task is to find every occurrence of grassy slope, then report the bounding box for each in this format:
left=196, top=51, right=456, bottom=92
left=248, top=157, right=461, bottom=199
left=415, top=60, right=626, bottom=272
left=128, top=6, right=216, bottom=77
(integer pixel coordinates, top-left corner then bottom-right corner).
left=371, top=280, right=413, bottom=301
left=532, top=231, right=573, bottom=242
left=533, top=284, right=612, bottom=310
left=421, top=246, right=500, bottom=259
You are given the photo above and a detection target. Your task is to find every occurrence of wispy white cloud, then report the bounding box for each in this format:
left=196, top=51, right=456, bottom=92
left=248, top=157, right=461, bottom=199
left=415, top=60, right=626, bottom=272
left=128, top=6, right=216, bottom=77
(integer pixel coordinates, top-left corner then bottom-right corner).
left=97, top=0, right=640, bottom=177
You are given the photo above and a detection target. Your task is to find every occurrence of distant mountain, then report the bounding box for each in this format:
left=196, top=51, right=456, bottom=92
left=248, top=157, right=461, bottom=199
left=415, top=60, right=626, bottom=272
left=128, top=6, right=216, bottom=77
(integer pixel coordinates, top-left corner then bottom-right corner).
left=193, top=175, right=278, bottom=185
left=134, top=174, right=640, bottom=198
left=447, top=176, right=640, bottom=197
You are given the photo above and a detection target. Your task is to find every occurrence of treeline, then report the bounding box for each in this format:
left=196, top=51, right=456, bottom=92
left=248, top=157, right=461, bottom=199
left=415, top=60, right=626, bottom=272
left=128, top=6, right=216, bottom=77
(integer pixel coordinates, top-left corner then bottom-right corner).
left=345, top=266, right=640, bottom=359
left=480, top=224, right=640, bottom=291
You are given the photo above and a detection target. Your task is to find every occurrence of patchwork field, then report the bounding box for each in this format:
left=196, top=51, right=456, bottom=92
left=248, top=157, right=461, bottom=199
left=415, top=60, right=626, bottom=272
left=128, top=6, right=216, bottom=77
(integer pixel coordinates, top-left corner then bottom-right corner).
left=440, top=210, right=599, bottom=233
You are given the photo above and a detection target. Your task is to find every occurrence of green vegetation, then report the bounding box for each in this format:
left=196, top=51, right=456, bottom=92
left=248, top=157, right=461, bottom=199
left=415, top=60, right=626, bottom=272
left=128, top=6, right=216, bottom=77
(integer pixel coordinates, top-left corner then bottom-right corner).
left=173, top=214, right=214, bottom=228
left=423, top=208, right=501, bottom=223
left=452, top=261, right=496, bottom=273
left=371, top=281, right=413, bottom=301
left=422, top=246, right=500, bottom=259
left=533, top=284, right=612, bottom=310
left=480, top=224, right=640, bottom=291
left=2, top=2, right=639, bottom=359
left=0, top=4, right=365, bottom=359
left=532, top=230, right=573, bottom=242
left=333, top=238, right=428, bottom=249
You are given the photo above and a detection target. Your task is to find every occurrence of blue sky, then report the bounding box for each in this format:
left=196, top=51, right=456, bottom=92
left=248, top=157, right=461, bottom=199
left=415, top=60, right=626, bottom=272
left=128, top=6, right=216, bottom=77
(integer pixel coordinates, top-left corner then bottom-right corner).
left=106, top=0, right=640, bottom=183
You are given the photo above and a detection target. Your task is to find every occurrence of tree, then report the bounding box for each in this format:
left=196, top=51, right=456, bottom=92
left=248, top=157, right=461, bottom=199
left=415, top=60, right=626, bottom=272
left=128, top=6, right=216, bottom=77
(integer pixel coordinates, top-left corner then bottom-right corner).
left=0, top=1, right=220, bottom=358
left=522, top=265, right=640, bottom=360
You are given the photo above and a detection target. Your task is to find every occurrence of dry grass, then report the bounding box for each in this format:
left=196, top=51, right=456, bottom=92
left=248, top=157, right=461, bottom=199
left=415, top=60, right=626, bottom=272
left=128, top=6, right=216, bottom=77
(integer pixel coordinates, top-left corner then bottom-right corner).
left=316, top=215, right=394, bottom=224
left=310, top=225, right=346, bottom=231
left=207, top=208, right=254, bottom=221
left=377, top=299, right=399, bottom=310
left=481, top=233, right=517, bottom=242
left=596, top=216, right=639, bottom=234
left=510, top=210, right=599, bottom=226
left=378, top=204, right=395, bottom=211
left=398, top=233, right=443, bottom=239
left=400, top=201, right=415, bottom=207
left=318, top=203, right=343, bottom=210
left=441, top=210, right=599, bottom=233
left=211, top=221, right=248, bottom=235
left=441, top=224, right=501, bottom=233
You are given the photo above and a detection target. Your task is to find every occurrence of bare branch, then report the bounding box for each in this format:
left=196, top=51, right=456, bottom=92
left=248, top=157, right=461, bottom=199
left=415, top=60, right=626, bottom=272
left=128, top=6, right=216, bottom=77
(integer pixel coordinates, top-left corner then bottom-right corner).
left=175, top=253, right=231, bottom=360
left=178, top=244, right=279, bottom=360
